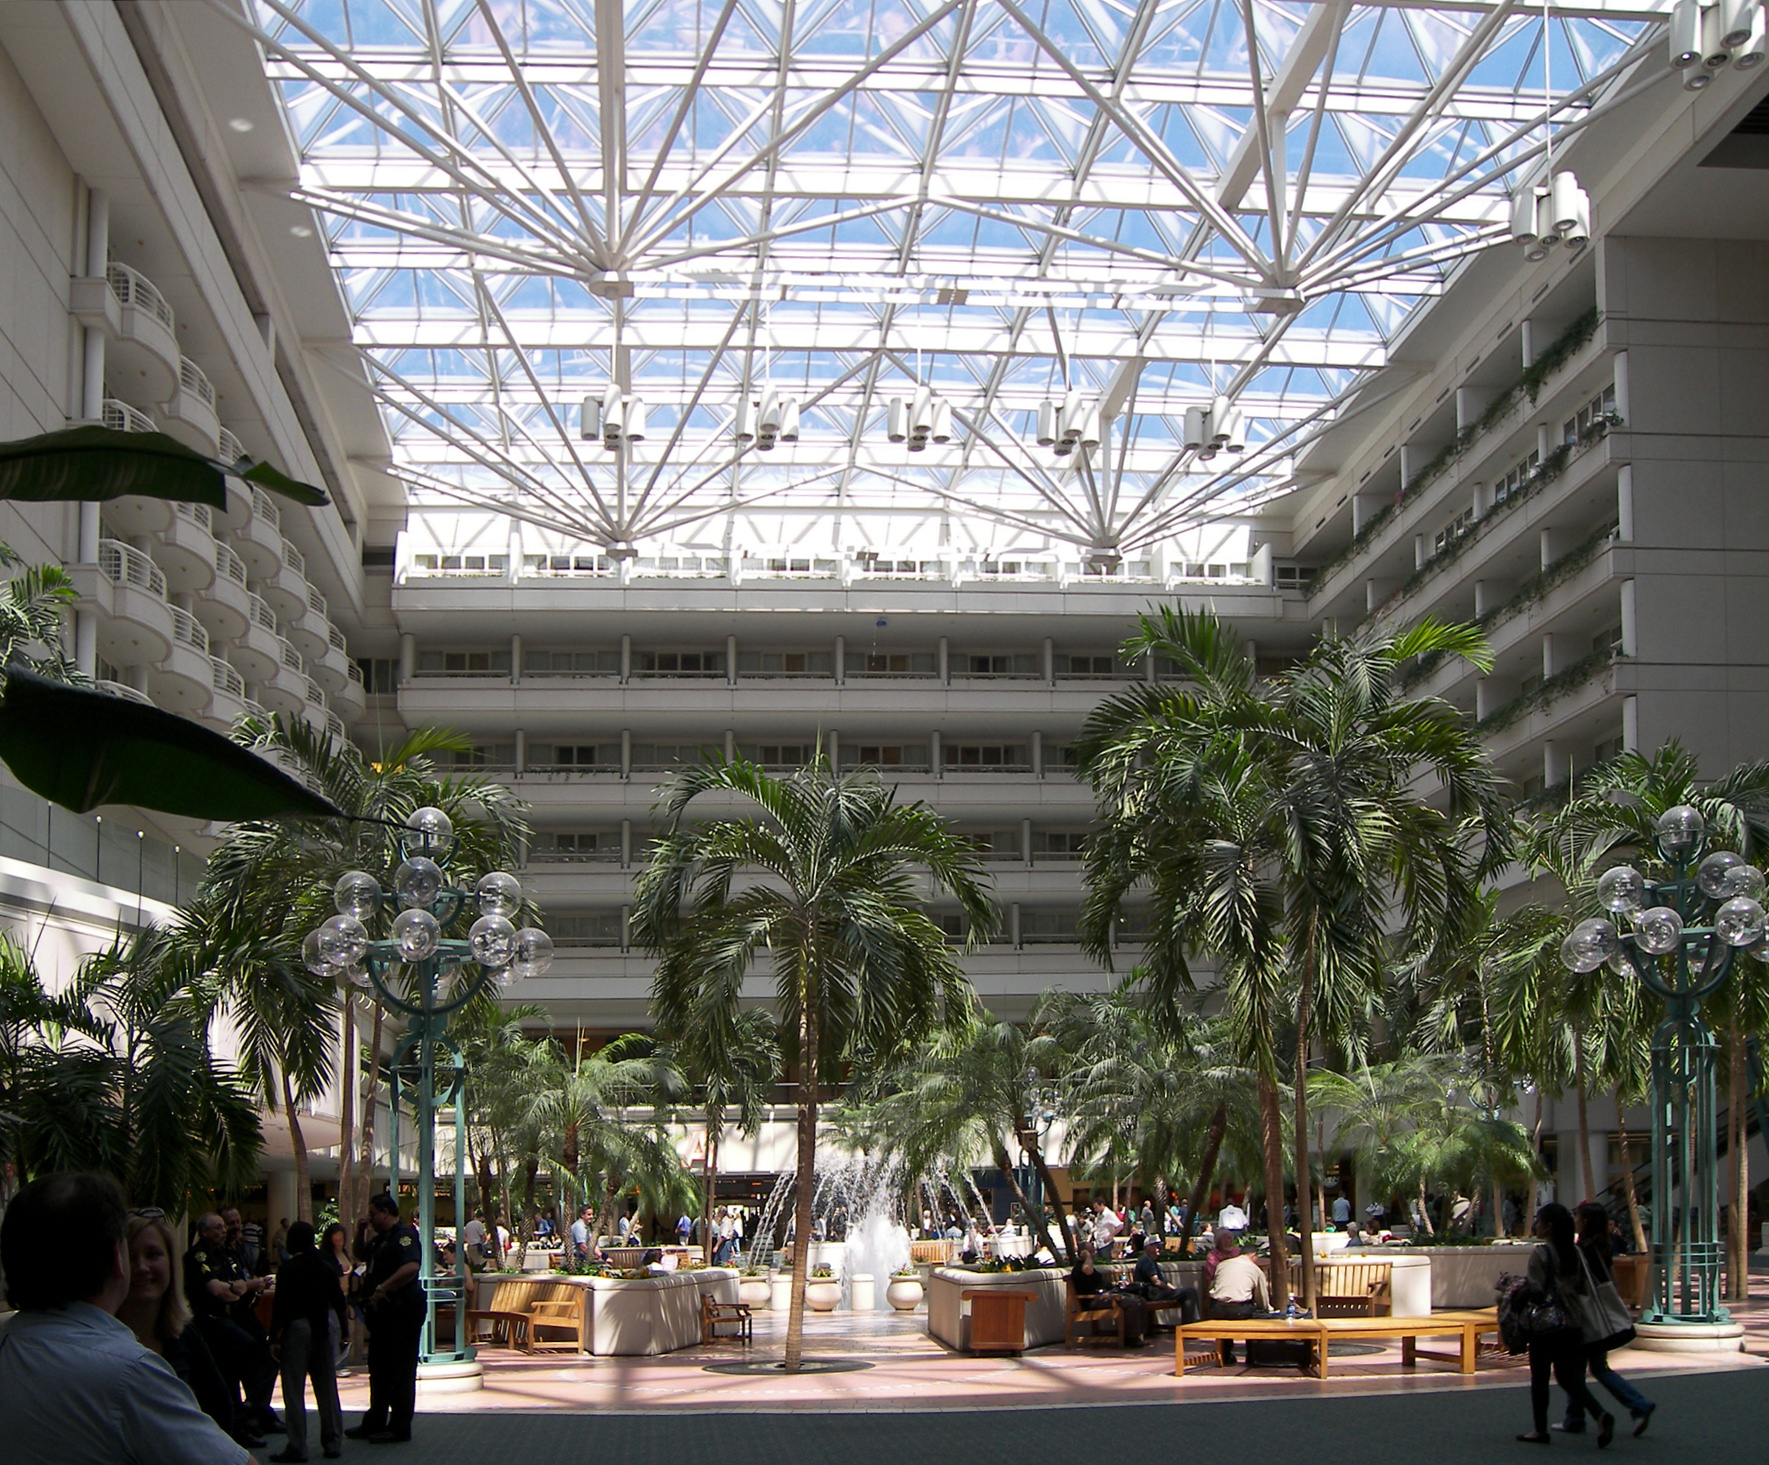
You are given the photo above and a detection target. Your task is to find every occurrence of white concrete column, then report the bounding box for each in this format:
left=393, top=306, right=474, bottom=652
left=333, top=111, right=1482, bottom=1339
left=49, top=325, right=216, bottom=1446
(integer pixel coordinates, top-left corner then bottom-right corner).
left=826, top=729, right=839, bottom=769
left=621, top=819, right=632, bottom=870
left=1021, top=818, right=1033, bottom=868
left=267, top=1171, right=299, bottom=1235
left=513, top=728, right=526, bottom=776
left=1623, top=695, right=1639, bottom=752
left=1542, top=632, right=1557, bottom=679
left=1351, top=496, right=1368, bottom=534
left=620, top=634, right=632, bottom=684
left=1613, top=350, right=1629, bottom=423
left=620, top=729, right=632, bottom=779
left=937, top=636, right=949, bottom=685
left=833, top=635, right=845, bottom=685
left=1545, top=741, right=1571, bottom=789
left=86, top=187, right=108, bottom=280
left=1475, top=679, right=1497, bottom=721
left=1414, top=534, right=1427, bottom=570
left=82, top=329, right=105, bottom=420
left=1032, top=730, right=1043, bottom=779
left=397, top=632, right=416, bottom=685
left=1366, top=580, right=1382, bottom=613
left=726, top=634, right=738, bottom=685
left=1521, top=318, right=1535, bottom=369
left=77, top=502, right=100, bottom=562
left=1398, top=443, right=1413, bottom=488
left=126, top=664, right=149, bottom=693
left=1617, top=464, right=1633, bottom=542
left=1537, top=423, right=1552, bottom=462
left=1473, top=581, right=1496, bottom=617
left=510, top=633, right=522, bottom=684
left=620, top=906, right=631, bottom=953
left=74, top=610, right=97, bottom=678
left=1010, top=902, right=1022, bottom=950
left=1252, top=542, right=1273, bottom=585
left=930, top=729, right=942, bottom=778
left=724, top=729, right=736, bottom=762
left=1620, top=579, right=1637, bottom=659
left=1474, top=481, right=1491, bottom=518
left=1455, top=387, right=1483, bottom=434
left=1042, top=637, right=1054, bottom=686
left=1245, top=639, right=1259, bottom=669
left=1540, top=528, right=1557, bottom=570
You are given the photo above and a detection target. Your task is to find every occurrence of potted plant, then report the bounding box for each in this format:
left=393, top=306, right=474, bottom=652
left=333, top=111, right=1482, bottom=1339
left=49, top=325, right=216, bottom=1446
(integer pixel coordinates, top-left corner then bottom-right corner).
left=804, top=1263, right=841, bottom=1312
left=738, top=1266, right=772, bottom=1307
left=885, top=1265, right=924, bottom=1312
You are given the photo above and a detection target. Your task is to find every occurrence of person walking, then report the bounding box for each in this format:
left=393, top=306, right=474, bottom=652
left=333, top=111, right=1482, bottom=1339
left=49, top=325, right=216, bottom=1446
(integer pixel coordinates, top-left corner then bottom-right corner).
left=344, top=1194, right=423, bottom=1446
left=1557, top=1203, right=1655, bottom=1439
left=269, top=1223, right=345, bottom=1462
left=1516, top=1203, right=1613, bottom=1447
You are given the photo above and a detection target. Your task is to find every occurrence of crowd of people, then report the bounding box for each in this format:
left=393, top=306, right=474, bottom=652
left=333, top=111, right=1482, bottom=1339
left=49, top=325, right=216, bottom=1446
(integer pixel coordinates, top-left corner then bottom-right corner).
left=0, top=1172, right=436, bottom=1463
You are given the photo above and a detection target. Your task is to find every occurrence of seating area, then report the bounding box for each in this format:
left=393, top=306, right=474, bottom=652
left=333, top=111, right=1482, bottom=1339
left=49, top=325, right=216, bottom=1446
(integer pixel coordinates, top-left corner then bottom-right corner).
left=702, top=1294, right=754, bottom=1346
left=1172, top=1308, right=1501, bottom=1379
left=1290, top=1260, right=1393, bottom=1317
left=467, top=1278, right=590, bottom=1354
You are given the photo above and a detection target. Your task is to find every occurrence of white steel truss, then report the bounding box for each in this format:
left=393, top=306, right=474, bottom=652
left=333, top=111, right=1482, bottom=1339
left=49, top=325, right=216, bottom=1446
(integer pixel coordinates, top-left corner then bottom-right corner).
left=231, top=0, right=1667, bottom=556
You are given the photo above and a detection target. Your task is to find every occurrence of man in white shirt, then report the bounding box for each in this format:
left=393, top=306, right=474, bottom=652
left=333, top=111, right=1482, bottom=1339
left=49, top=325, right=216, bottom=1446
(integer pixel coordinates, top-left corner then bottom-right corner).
left=0, top=1171, right=253, bottom=1465
left=1090, top=1200, right=1124, bottom=1258
left=460, top=1211, right=488, bottom=1269
left=569, top=1204, right=595, bottom=1261
left=1207, top=1234, right=1272, bottom=1366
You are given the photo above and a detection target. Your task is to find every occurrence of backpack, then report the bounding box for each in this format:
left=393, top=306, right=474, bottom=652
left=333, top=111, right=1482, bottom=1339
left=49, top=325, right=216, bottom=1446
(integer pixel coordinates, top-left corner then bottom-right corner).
left=1495, top=1252, right=1573, bottom=1355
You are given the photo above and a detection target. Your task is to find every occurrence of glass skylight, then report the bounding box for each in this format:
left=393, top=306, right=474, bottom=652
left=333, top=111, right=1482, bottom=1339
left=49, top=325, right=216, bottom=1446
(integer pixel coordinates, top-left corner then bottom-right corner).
left=244, top=0, right=1660, bottom=561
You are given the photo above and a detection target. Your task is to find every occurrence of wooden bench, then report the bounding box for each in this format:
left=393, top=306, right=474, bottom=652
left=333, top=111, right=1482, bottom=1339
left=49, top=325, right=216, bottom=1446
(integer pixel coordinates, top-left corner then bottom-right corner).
left=701, top=1293, right=753, bottom=1346
left=910, top=1239, right=953, bottom=1265
left=465, top=1278, right=537, bottom=1353
left=1064, top=1278, right=1130, bottom=1347
left=1290, top=1260, right=1393, bottom=1317
left=1173, top=1309, right=1500, bottom=1379
left=527, top=1281, right=591, bottom=1352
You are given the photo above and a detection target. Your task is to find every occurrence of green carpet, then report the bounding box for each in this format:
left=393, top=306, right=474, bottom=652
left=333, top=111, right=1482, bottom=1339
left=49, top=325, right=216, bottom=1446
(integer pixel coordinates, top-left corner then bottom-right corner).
left=392, top=1366, right=1768, bottom=1463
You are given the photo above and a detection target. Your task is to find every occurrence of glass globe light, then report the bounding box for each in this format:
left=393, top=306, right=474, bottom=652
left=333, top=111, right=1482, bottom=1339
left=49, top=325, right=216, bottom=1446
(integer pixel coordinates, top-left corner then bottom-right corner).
left=509, top=927, right=554, bottom=979
left=1654, top=804, right=1706, bottom=861
left=394, top=857, right=443, bottom=910
left=341, top=960, right=371, bottom=991
left=316, top=913, right=369, bottom=968
left=403, top=805, right=455, bottom=858
left=469, top=914, right=517, bottom=968
left=1559, top=917, right=1620, bottom=973
left=1697, top=850, right=1742, bottom=899
left=1634, top=905, right=1685, bottom=956
left=333, top=870, right=381, bottom=919
left=475, top=871, right=522, bottom=920
left=1596, top=865, right=1646, bottom=915
left=392, top=908, right=441, bottom=962
left=1606, top=947, right=1633, bottom=976
left=1723, top=863, right=1767, bottom=903
left=1715, top=895, right=1766, bottom=948
left=302, top=928, right=331, bottom=977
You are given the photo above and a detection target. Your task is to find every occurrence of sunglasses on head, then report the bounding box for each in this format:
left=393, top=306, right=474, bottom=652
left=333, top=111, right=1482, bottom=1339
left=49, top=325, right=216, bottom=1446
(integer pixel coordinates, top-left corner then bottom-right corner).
left=129, top=1207, right=166, bottom=1220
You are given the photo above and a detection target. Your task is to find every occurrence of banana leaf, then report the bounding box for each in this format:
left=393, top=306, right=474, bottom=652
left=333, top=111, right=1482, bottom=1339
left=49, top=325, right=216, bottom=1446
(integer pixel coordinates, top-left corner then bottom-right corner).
left=0, top=665, right=343, bottom=821
left=0, top=425, right=328, bottom=508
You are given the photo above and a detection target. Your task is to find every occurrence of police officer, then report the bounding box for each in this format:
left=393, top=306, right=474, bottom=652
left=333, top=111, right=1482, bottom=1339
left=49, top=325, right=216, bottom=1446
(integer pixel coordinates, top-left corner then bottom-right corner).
left=185, top=1210, right=278, bottom=1447
left=344, top=1193, right=424, bottom=1445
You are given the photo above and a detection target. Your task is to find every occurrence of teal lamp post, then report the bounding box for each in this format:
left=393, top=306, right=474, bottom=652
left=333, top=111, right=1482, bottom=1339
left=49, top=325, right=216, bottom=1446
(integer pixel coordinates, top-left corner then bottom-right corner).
left=304, top=806, right=553, bottom=1366
left=1559, top=804, right=1757, bottom=1343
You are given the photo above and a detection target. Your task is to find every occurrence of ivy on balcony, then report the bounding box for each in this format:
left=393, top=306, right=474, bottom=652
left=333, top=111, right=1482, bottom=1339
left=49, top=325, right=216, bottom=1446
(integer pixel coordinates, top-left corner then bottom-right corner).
left=1475, top=646, right=1617, bottom=738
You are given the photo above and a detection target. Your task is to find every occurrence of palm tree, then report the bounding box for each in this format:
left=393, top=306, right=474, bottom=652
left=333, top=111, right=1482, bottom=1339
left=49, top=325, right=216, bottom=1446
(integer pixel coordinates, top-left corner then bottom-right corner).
left=634, top=754, right=995, bottom=1371
left=0, top=540, right=80, bottom=681
left=1075, top=608, right=1511, bottom=1309
left=449, top=994, right=551, bottom=1248
left=185, top=714, right=529, bottom=1223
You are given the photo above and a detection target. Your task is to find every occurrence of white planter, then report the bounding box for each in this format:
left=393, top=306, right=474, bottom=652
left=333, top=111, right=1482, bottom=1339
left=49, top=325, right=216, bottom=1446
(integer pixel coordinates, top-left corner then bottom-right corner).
left=805, top=1278, right=841, bottom=1312
left=849, top=1273, right=875, bottom=1311
left=738, top=1276, right=771, bottom=1308
left=886, top=1277, right=924, bottom=1311
left=769, top=1275, right=794, bottom=1311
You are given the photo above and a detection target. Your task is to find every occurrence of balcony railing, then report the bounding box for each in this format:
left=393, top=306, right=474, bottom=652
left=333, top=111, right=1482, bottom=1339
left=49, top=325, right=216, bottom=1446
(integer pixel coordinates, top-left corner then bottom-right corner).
left=97, top=539, right=166, bottom=598
left=282, top=541, right=306, bottom=579
left=329, top=624, right=348, bottom=653
left=217, top=427, right=245, bottom=465
left=178, top=357, right=217, bottom=408
left=325, top=711, right=346, bottom=741
left=251, top=485, right=282, bottom=532
left=101, top=399, right=157, bottom=435
left=278, top=637, right=304, bottom=674
left=95, top=679, right=154, bottom=706
left=172, top=500, right=213, bottom=532
left=308, top=585, right=327, bottom=618
left=169, top=607, right=209, bottom=656
left=105, top=262, right=175, bottom=332
left=247, top=593, right=279, bottom=634
left=216, top=543, right=248, bottom=586
left=346, top=659, right=364, bottom=687
left=242, top=698, right=271, bottom=723
left=305, top=677, right=327, bottom=709
left=210, top=657, right=245, bottom=699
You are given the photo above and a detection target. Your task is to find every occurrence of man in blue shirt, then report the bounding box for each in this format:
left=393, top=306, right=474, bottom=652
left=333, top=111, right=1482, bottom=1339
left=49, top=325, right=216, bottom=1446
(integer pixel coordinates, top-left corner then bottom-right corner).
left=0, top=1171, right=253, bottom=1465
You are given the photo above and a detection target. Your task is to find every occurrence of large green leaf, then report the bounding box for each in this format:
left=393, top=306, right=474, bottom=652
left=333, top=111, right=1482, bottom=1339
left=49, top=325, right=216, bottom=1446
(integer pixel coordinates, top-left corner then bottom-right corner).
left=0, top=425, right=328, bottom=508
left=0, top=665, right=344, bottom=821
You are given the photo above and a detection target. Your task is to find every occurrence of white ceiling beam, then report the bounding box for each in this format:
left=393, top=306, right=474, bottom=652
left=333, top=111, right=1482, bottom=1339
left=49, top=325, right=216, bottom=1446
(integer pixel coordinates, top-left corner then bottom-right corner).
left=1217, top=0, right=1351, bottom=211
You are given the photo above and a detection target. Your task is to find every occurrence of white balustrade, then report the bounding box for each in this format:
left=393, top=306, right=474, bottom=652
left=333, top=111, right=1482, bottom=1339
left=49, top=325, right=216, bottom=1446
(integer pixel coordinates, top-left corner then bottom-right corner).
left=178, top=357, right=217, bottom=407
left=210, top=657, right=245, bottom=698
left=101, top=399, right=157, bottom=434
left=169, top=606, right=210, bottom=656
left=105, top=262, right=175, bottom=331
left=97, top=539, right=167, bottom=598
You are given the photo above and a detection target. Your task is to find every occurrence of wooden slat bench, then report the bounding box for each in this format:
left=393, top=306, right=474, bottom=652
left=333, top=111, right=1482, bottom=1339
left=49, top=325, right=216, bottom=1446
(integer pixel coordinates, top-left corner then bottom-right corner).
left=1289, top=1260, right=1393, bottom=1317
left=701, top=1293, right=753, bottom=1346
left=1064, top=1279, right=1129, bottom=1347
left=527, top=1281, right=591, bottom=1352
left=1173, top=1309, right=1500, bottom=1379
left=465, top=1278, right=537, bottom=1353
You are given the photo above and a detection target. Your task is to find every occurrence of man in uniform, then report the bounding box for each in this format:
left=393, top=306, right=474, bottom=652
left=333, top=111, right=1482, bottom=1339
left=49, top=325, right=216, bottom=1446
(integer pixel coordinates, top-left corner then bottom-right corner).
left=186, top=1211, right=278, bottom=1447
left=345, top=1194, right=423, bottom=1445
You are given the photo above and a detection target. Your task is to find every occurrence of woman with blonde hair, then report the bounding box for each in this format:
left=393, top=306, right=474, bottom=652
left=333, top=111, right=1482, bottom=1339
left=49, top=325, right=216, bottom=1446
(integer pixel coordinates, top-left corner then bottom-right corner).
left=116, top=1210, right=234, bottom=1434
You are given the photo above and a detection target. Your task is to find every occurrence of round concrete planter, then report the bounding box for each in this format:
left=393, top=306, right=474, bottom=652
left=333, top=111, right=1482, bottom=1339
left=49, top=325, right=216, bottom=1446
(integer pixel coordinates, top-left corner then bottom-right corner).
left=1632, top=1320, right=1746, bottom=1352
left=738, top=1276, right=772, bottom=1308
left=805, top=1278, right=842, bottom=1312
left=886, top=1276, right=924, bottom=1311
left=849, top=1273, right=876, bottom=1311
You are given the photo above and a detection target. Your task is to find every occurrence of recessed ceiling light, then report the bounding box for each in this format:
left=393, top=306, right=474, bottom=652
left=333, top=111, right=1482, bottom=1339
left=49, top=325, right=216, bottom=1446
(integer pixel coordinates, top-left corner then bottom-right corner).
left=290, top=225, right=313, bottom=238
left=228, top=118, right=255, bottom=133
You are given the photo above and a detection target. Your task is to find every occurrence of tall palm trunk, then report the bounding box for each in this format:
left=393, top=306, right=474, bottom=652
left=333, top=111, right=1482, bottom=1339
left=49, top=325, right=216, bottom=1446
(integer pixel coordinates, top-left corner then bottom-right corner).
left=1617, top=1117, right=1647, bottom=1254
left=1258, top=1068, right=1290, bottom=1296
left=1573, top=1026, right=1597, bottom=1202
left=1292, top=938, right=1318, bottom=1313
left=1527, top=1088, right=1544, bottom=1222
left=784, top=987, right=820, bottom=1373
left=702, top=1110, right=721, bottom=1262
left=336, top=989, right=356, bottom=1227
left=1180, top=1102, right=1228, bottom=1249
left=992, top=1141, right=1061, bottom=1263
left=354, top=999, right=386, bottom=1221
left=1728, top=1021, right=1749, bottom=1301
left=280, top=1066, right=313, bottom=1223
left=1017, top=1123, right=1076, bottom=1260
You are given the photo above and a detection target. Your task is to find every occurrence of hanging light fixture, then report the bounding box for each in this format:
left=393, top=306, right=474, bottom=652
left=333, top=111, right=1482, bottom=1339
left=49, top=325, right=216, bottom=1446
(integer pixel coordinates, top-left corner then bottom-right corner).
left=580, top=386, right=645, bottom=451
left=735, top=387, right=801, bottom=450
left=1033, top=390, right=1104, bottom=457
left=886, top=385, right=953, bottom=452
left=1670, top=0, right=1764, bottom=84
left=1511, top=173, right=1589, bottom=261
left=1182, top=398, right=1245, bottom=461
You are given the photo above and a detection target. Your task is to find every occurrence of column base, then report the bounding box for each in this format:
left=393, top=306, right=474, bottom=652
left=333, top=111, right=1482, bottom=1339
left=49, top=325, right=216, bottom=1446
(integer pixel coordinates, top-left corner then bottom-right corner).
left=416, top=1360, right=484, bottom=1393
left=1629, top=1320, right=1745, bottom=1353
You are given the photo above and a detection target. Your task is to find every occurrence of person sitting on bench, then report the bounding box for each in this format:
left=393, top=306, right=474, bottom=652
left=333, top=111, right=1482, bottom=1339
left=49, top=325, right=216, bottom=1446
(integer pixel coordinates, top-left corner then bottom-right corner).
left=1070, top=1244, right=1147, bottom=1347
left=1133, top=1238, right=1199, bottom=1324
left=1206, top=1232, right=1270, bottom=1364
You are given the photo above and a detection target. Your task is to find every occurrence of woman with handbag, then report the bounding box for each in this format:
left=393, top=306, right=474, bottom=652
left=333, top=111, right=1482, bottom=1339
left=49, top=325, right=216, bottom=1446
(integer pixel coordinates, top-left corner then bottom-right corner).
left=1517, top=1203, right=1614, bottom=1447
left=1557, top=1203, right=1654, bottom=1438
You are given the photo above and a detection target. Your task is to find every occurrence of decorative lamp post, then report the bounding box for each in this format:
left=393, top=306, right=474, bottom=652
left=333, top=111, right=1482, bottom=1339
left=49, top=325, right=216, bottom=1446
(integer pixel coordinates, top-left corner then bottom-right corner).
left=1559, top=804, right=1758, bottom=1342
left=304, top=807, right=553, bottom=1369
